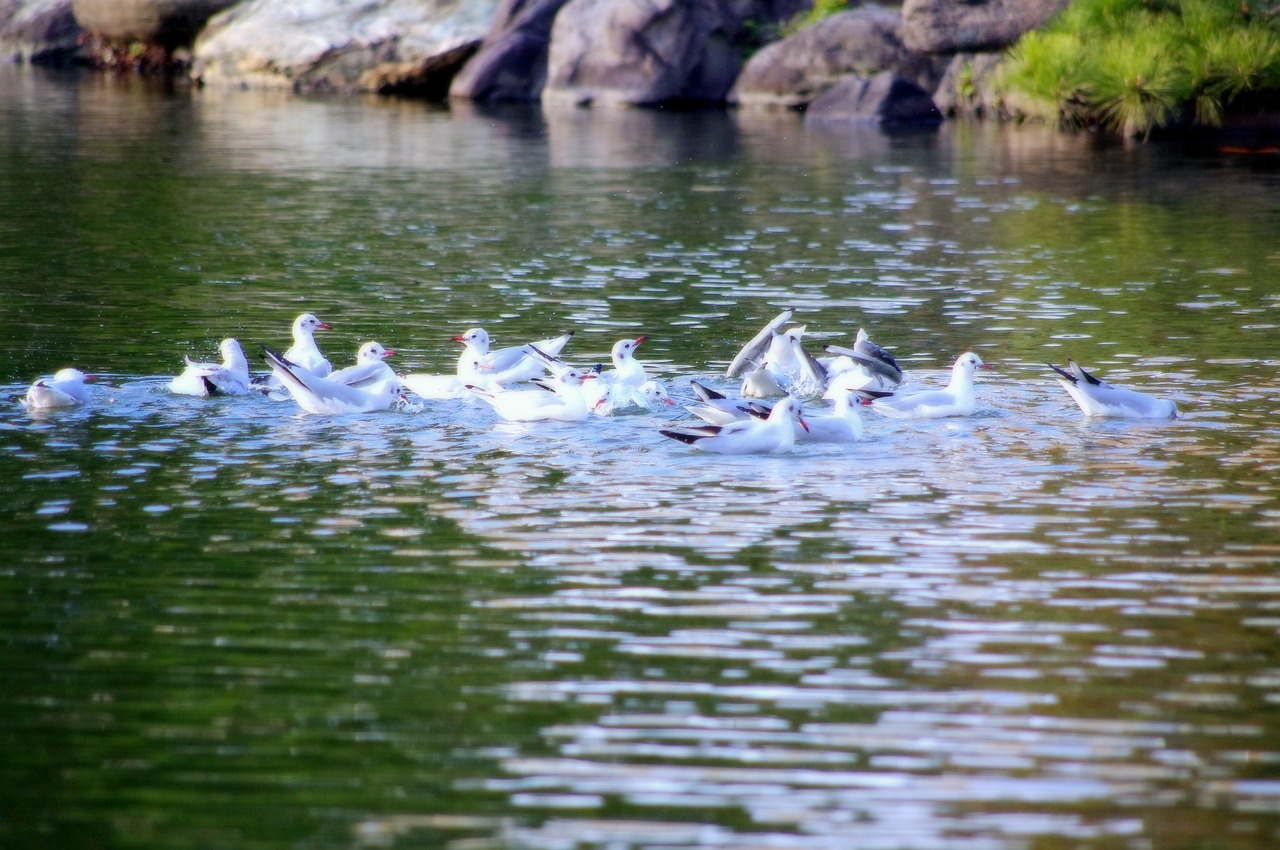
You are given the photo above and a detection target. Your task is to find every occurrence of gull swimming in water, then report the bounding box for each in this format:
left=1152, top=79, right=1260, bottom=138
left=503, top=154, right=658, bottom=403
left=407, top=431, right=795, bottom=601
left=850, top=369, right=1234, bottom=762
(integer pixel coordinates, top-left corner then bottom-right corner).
left=261, top=347, right=401, bottom=414
left=467, top=368, right=597, bottom=423
left=328, top=342, right=397, bottom=390
left=24, top=368, right=93, bottom=409
left=169, top=338, right=251, bottom=397
left=660, top=396, right=808, bottom=455
left=861, top=352, right=989, bottom=419
left=454, top=327, right=573, bottom=389
left=1048, top=360, right=1178, bottom=419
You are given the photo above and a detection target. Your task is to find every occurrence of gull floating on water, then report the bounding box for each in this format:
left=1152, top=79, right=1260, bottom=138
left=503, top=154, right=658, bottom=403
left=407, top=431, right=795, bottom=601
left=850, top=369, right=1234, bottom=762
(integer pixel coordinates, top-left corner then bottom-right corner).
left=24, top=368, right=93, bottom=409
left=861, top=352, right=989, bottom=419
left=801, top=387, right=865, bottom=443
left=467, top=367, right=597, bottom=422
left=284, top=312, right=334, bottom=377
left=261, top=347, right=401, bottom=414
left=169, top=338, right=251, bottom=397
left=1048, top=360, right=1178, bottom=419
left=593, top=378, right=676, bottom=416
left=329, top=342, right=396, bottom=390
left=454, top=327, right=573, bottom=389
left=661, top=395, right=808, bottom=455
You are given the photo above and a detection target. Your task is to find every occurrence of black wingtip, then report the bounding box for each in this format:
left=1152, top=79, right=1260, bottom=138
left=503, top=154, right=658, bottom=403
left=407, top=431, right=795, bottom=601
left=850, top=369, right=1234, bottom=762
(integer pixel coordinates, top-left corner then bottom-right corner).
left=1046, top=362, right=1076, bottom=384
left=201, top=376, right=219, bottom=396
left=659, top=429, right=703, bottom=446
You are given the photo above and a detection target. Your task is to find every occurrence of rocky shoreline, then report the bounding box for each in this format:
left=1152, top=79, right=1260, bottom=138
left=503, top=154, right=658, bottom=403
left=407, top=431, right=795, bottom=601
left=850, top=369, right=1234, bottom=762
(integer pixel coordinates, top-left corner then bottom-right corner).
left=3, top=0, right=1274, bottom=138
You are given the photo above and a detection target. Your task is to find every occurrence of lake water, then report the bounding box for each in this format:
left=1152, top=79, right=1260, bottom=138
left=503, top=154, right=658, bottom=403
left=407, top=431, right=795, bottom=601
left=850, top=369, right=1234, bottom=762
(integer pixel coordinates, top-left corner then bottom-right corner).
left=2, top=64, right=1280, bottom=850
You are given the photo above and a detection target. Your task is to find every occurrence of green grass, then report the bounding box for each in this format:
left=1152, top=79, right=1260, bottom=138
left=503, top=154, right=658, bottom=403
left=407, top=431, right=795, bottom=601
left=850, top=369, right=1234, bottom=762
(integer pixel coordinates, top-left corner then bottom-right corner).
left=1000, top=0, right=1280, bottom=137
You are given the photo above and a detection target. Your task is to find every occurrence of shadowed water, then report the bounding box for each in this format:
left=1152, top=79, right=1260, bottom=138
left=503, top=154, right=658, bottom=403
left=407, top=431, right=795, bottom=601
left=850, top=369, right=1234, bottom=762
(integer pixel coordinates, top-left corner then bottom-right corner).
left=2, top=65, right=1280, bottom=850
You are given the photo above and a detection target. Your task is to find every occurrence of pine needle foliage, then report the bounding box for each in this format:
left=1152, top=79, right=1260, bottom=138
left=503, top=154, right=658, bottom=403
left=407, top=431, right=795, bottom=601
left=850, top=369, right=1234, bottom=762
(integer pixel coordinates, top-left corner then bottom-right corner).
left=1001, top=0, right=1280, bottom=137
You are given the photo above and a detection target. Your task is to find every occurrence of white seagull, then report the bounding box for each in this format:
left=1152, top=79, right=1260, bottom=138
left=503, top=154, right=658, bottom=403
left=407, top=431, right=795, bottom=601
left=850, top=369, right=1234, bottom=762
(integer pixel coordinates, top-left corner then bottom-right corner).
left=661, top=396, right=809, bottom=455
left=862, top=352, right=989, bottom=419
left=1048, top=360, right=1178, bottom=419
left=284, top=313, right=334, bottom=377
left=593, top=378, right=676, bottom=416
left=24, top=368, right=93, bottom=409
left=823, top=328, right=904, bottom=392
left=582, top=335, right=652, bottom=408
left=801, top=387, right=865, bottom=443
left=686, top=379, right=759, bottom=426
left=329, top=342, right=396, bottom=389
left=467, top=368, right=597, bottom=423
left=737, top=321, right=827, bottom=400
left=261, top=347, right=401, bottom=414
left=454, top=327, right=573, bottom=388
left=169, top=338, right=251, bottom=397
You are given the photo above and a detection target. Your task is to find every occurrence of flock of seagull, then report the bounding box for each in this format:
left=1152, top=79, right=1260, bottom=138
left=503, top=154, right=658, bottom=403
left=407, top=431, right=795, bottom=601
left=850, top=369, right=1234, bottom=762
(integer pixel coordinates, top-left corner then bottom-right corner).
left=19, top=307, right=1179, bottom=455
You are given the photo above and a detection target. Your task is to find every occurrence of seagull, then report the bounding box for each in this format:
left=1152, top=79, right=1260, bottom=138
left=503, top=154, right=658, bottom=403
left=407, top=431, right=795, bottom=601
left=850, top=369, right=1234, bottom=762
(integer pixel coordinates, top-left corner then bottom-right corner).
left=454, top=327, right=573, bottom=388
left=823, top=328, right=904, bottom=391
left=801, top=387, right=864, bottom=443
left=24, top=368, right=93, bottom=409
left=734, top=320, right=827, bottom=399
left=328, top=342, right=396, bottom=390
left=726, top=308, right=793, bottom=378
left=169, top=338, right=251, bottom=396
left=660, top=396, right=808, bottom=455
left=1047, top=360, right=1178, bottom=419
left=861, top=352, right=989, bottom=419
left=601, top=336, right=649, bottom=385
left=580, top=336, right=652, bottom=407
left=283, top=312, right=334, bottom=377
left=261, top=347, right=401, bottom=414
left=467, top=368, right=597, bottom=423
left=686, top=379, right=759, bottom=426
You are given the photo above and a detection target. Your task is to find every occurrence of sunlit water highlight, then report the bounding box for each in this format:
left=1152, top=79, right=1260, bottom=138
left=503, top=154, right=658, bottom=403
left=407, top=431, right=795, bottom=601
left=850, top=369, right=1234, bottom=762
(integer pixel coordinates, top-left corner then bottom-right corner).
left=2, top=64, right=1280, bottom=850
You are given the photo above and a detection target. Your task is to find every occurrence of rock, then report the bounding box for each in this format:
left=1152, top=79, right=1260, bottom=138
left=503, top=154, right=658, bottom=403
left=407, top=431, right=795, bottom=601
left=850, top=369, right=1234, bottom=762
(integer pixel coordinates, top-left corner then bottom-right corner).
left=192, top=0, right=500, bottom=95
left=901, top=0, right=1070, bottom=54
left=730, top=6, right=942, bottom=109
left=449, top=0, right=570, bottom=102
left=1, top=0, right=80, bottom=62
left=804, top=70, right=942, bottom=128
left=72, top=0, right=237, bottom=50
left=932, top=51, right=1005, bottom=118
left=543, top=0, right=807, bottom=108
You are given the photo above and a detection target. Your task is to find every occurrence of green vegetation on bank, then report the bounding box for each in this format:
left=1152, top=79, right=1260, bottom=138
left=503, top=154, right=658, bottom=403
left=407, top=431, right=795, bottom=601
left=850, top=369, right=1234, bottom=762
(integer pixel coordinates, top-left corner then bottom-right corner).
left=1000, top=0, right=1280, bottom=137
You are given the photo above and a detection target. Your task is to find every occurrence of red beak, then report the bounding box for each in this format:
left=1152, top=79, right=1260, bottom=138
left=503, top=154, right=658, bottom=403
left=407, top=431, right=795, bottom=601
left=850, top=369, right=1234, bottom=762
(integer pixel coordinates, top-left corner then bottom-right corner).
left=383, top=349, right=396, bottom=357
left=452, top=335, right=465, bottom=343
left=634, top=336, right=647, bottom=346
left=316, top=322, right=332, bottom=331
left=798, top=415, right=809, bottom=433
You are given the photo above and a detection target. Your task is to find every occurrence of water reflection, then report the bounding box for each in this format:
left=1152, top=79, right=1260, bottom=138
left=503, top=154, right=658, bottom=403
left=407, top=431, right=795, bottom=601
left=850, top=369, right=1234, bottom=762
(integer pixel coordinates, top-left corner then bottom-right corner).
left=3, top=64, right=1280, bottom=850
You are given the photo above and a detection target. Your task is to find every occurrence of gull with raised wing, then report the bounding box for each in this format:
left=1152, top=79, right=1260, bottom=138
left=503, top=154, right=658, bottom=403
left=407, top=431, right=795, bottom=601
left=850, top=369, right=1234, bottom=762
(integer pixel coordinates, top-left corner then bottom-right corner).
left=1048, top=360, right=1178, bottom=419
left=824, top=328, right=904, bottom=392
left=169, top=338, right=251, bottom=397
left=261, top=347, right=401, bottom=415
left=467, top=368, right=597, bottom=423
left=861, top=352, right=989, bottom=419
left=454, top=327, right=573, bottom=389
left=661, top=396, right=808, bottom=455
left=24, top=368, right=93, bottom=409
left=329, top=342, right=396, bottom=390
left=739, top=322, right=827, bottom=399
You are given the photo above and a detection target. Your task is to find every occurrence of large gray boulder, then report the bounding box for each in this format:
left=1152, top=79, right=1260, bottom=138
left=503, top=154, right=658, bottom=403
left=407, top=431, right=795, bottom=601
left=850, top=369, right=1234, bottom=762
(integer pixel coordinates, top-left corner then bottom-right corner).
left=901, top=0, right=1070, bottom=53
left=72, top=0, right=236, bottom=50
left=1, top=0, right=80, bottom=62
left=449, top=0, right=570, bottom=101
left=192, top=0, right=500, bottom=94
left=543, top=0, right=807, bottom=108
left=730, top=6, right=941, bottom=109
left=804, top=70, right=942, bottom=128
left=932, top=51, right=1005, bottom=117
